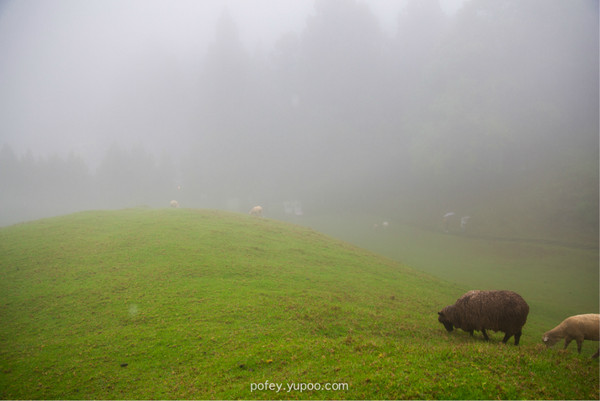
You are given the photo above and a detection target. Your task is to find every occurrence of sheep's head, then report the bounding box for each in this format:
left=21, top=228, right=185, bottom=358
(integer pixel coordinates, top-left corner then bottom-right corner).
left=438, top=311, right=454, bottom=332
left=542, top=333, right=560, bottom=347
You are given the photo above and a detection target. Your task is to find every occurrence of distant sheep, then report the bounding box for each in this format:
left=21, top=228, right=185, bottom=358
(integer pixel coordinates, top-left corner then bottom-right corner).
left=373, top=221, right=389, bottom=229
left=438, top=290, right=529, bottom=345
left=249, top=205, right=263, bottom=217
left=542, top=314, right=599, bottom=358
left=170, top=200, right=180, bottom=208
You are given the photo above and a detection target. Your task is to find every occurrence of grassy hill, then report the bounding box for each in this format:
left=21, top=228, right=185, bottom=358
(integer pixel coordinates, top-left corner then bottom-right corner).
left=294, top=212, right=599, bottom=330
left=0, top=209, right=597, bottom=399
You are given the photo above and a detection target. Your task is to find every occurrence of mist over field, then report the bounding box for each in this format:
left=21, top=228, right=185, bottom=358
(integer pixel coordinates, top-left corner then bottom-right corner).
left=0, top=0, right=597, bottom=244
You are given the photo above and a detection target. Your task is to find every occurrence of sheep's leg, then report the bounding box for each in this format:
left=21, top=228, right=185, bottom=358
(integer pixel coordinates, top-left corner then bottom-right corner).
left=481, top=329, right=489, bottom=341
left=513, top=331, right=522, bottom=346
left=563, top=337, right=573, bottom=350
left=501, top=332, right=514, bottom=344
left=576, top=339, right=583, bottom=353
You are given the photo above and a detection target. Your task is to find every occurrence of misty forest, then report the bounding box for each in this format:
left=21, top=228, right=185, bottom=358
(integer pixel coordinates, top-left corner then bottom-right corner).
left=0, top=0, right=598, bottom=245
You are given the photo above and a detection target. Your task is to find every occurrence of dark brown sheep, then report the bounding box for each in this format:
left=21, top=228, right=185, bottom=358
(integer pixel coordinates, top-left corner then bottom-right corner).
left=437, top=290, right=529, bottom=345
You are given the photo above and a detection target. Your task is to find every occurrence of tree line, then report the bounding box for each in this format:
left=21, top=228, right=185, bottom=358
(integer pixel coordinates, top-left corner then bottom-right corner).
left=0, top=144, right=177, bottom=225
left=1, top=0, right=597, bottom=239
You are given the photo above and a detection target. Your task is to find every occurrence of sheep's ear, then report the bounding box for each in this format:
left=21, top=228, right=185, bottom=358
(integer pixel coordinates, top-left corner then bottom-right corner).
left=437, top=311, right=442, bottom=316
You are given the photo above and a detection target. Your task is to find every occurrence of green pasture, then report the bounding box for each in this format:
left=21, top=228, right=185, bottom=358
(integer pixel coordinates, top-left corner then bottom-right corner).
left=0, top=209, right=598, bottom=399
left=299, top=213, right=599, bottom=330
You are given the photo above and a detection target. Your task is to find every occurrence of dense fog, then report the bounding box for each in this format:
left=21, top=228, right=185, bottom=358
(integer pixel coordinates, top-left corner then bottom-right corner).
left=0, top=0, right=598, bottom=241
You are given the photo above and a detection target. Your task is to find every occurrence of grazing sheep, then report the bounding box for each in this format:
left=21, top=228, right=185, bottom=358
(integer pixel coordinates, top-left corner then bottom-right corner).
left=249, top=205, right=263, bottom=217
left=542, top=314, right=599, bottom=358
left=438, top=290, right=529, bottom=345
left=170, top=200, right=180, bottom=208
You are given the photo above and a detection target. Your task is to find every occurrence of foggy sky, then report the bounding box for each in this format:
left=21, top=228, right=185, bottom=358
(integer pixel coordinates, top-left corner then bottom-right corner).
left=0, top=0, right=597, bottom=236
left=0, top=0, right=465, bottom=164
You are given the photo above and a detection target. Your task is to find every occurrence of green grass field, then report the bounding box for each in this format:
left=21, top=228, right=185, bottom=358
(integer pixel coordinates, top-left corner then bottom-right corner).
left=298, top=213, right=599, bottom=329
left=0, top=209, right=598, bottom=399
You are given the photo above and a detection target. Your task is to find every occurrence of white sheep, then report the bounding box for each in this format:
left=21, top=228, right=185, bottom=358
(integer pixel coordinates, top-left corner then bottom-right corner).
left=542, top=314, right=599, bottom=358
left=170, top=200, right=180, bottom=208
left=249, top=205, right=263, bottom=217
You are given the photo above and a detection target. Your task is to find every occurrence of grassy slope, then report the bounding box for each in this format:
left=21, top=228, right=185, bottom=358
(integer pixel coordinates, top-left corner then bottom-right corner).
left=298, top=213, right=599, bottom=330
left=0, top=209, right=597, bottom=400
